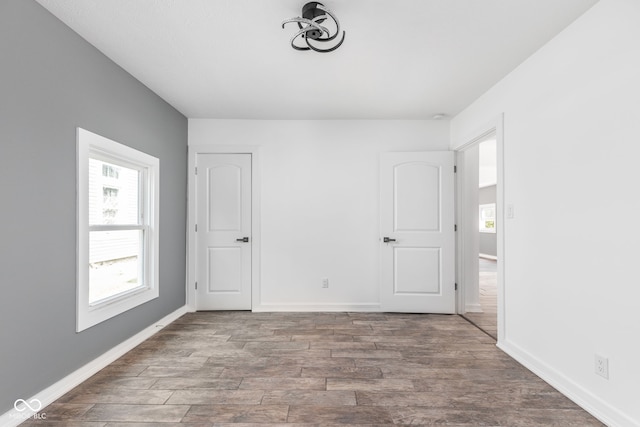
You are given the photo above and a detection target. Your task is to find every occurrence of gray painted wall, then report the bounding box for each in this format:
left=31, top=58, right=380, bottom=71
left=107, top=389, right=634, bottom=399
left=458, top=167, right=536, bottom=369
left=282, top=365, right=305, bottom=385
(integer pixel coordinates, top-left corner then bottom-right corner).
left=0, top=0, right=187, bottom=413
left=479, top=185, right=497, bottom=257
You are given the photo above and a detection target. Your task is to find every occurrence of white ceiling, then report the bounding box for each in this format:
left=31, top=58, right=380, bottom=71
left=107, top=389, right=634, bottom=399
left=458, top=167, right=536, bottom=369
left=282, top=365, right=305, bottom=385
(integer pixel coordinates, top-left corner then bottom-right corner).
left=35, top=0, right=598, bottom=119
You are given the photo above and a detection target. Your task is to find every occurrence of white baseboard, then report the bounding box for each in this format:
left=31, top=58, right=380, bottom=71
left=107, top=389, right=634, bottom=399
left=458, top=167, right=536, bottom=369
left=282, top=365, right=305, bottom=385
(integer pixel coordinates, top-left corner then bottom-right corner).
left=465, top=303, right=483, bottom=313
left=498, top=339, right=639, bottom=427
left=252, top=303, right=381, bottom=312
left=0, top=305, right=189, bottom=427
left=479, top=253, right=497, bottom=260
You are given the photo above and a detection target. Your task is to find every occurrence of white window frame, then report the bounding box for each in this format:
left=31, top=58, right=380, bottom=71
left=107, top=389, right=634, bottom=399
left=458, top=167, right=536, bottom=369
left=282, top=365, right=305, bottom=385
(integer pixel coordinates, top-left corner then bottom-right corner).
left=479, top=203, right=496, bottom=234
left=77, top=128, right=159, bottom=332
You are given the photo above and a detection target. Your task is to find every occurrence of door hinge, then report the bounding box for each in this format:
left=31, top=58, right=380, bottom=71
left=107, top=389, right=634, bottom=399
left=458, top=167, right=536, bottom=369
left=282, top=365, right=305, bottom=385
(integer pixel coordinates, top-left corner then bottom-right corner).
left=455, top=283, right=458, bottom=291
left=195, top=224, right=198, bottom=232
left=195, top=167, right=198, bottom=175
left=454, top=165, right=457, bottom=173
left=454, top=224, right=457, bottom=232
left=195, top=282, right=198, bottom=290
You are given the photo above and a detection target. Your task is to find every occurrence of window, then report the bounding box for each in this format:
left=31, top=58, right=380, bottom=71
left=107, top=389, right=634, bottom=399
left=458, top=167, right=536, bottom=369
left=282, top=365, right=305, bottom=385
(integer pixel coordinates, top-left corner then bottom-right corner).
left=77, top=128, right=159, bottom=332
left=479, top=203, right=496, bottom=233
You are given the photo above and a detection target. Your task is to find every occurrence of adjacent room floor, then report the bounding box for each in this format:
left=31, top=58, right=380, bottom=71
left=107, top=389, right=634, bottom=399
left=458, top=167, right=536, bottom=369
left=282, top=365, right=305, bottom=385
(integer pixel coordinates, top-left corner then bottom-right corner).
left=462, top=258, right=498, bottom=340
left=20, top=311, right=602, bottom=426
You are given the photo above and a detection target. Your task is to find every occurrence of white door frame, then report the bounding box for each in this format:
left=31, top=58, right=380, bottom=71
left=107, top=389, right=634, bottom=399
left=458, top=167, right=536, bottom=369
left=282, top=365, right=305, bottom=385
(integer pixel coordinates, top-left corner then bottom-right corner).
left=454, top=115, right=505, bottom=343
left=187, top=145, right=261, bottom=311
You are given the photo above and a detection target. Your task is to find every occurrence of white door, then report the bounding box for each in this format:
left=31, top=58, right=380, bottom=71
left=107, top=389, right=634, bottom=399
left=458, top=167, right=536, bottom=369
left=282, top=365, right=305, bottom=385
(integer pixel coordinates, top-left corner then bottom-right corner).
left=380, top=152, right=455, bottom=313
left=196, top=154, right=252, bottom=310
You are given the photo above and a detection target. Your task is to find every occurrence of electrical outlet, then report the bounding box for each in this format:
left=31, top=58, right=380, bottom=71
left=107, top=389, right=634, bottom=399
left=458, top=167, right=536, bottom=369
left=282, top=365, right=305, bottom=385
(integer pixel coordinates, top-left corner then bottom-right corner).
left=595, top=354, right=609, bottom=379
left=322, top=278, right=329, bottom=288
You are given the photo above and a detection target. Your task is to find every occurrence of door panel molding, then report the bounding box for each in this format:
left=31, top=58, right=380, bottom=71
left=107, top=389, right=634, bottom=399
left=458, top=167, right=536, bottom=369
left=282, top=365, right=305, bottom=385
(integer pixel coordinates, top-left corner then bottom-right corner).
left=393, top=247, right=441, bottom=295
left=393, top=162, right=441, bottom=232
left=208, top=164, right=243, bottom=231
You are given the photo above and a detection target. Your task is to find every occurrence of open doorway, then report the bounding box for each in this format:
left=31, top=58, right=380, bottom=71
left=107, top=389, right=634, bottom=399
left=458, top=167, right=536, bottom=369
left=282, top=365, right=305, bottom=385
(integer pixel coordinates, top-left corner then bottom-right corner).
left=462, top=138, right=498, bottom=339
left=455, top=117, right=504, bottom=343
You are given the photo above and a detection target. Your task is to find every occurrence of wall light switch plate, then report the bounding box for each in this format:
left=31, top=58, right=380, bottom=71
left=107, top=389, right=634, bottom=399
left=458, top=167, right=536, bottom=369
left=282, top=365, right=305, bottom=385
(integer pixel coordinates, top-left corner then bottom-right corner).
left=506, top=203, right=515, bottom=219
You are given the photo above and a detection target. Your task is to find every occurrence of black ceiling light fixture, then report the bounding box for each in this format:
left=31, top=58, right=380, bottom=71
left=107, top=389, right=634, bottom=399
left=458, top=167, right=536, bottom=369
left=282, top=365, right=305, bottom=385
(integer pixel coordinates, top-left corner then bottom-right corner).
left=282, top=2, right=345, bottom=53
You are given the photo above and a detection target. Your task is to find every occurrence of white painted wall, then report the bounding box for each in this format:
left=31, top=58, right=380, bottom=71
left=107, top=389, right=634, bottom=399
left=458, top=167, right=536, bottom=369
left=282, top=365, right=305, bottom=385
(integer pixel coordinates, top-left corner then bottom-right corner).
left=451, top=0, right=640, bottom=425
left=189, top=120, right=449, bottom=310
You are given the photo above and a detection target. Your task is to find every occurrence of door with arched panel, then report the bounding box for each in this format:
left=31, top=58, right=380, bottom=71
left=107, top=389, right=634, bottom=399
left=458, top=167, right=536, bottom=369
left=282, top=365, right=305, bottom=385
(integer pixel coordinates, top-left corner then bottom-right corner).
left=196, top=153, right=252, bottom=310
left=380, top=152, right=455, bottom=313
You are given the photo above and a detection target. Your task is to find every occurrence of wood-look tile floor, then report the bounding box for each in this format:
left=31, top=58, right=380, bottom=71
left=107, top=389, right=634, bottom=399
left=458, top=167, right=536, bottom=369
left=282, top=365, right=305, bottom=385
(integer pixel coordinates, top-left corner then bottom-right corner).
left=21, top=312, right=603, bottom=426
left=462, top=258, right=498, bottom=340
